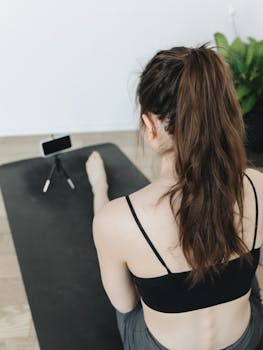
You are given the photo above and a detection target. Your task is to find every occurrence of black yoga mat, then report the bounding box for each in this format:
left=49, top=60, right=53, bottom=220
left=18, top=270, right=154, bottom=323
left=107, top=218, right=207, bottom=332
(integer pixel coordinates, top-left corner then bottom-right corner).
left=0, top=142, right=150, bottom=350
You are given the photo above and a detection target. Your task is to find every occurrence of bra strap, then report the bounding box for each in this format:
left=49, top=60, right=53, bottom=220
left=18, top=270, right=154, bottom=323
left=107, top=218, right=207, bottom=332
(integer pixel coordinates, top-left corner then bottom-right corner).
left=125, top=195, right=172, bottom=274
left=243, top=172, right=259, bottom=250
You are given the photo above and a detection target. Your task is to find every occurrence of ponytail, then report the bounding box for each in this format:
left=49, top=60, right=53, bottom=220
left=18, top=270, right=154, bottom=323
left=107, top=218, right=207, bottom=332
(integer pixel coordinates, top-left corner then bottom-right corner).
left=136, top=42, right=253, bottom=289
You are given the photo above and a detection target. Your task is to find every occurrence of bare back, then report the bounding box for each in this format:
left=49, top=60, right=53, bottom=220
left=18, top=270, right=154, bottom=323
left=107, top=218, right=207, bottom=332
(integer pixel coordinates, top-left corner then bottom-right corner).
left=120, top=168, right=263, bottom=350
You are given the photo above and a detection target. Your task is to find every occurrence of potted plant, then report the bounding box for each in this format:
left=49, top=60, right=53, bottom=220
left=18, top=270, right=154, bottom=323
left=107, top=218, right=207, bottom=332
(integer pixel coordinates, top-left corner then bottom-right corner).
left=214, top=33, right=263, bottom=152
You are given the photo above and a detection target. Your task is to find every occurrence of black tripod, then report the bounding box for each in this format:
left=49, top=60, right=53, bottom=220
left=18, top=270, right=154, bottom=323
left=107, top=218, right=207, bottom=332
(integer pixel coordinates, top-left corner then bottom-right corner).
left=43, top=155, right=75, bottom=193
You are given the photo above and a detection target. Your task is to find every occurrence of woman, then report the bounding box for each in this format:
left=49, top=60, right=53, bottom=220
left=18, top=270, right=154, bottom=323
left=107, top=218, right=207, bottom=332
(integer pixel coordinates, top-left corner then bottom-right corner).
left=86, top=42, right=263, bottom=350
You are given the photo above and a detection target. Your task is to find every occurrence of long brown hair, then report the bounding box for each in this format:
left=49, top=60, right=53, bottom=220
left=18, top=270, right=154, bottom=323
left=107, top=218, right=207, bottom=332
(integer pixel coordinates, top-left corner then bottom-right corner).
left=135, top=42, right=253, bottom=289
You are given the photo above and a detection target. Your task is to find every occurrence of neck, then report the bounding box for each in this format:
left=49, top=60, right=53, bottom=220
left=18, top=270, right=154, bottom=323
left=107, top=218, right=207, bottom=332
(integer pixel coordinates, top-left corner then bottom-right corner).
left=156, top=152, right=178, bottom=185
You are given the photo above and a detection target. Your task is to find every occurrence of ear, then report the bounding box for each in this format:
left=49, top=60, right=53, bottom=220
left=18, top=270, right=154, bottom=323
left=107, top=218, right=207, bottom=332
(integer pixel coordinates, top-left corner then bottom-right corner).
left=142, top=113, right=157, bottom=138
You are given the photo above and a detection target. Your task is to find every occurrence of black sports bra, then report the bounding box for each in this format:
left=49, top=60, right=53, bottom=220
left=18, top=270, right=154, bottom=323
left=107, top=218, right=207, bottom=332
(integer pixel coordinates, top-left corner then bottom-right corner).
left=125, top=172, right=260, bottom=313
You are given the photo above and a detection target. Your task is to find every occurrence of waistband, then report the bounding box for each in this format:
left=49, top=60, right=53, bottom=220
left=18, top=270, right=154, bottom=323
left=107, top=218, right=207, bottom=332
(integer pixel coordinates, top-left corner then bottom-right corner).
left=223, top=300, right=263, bottom=350
left=144, top=299, right=263, bottom=350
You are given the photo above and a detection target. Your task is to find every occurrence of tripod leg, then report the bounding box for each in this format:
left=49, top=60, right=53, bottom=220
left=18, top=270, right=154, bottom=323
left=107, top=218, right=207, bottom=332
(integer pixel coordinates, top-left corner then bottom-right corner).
left=60, top=164, right=75, bottom=190
left=43, top=163, right=56, bottom=193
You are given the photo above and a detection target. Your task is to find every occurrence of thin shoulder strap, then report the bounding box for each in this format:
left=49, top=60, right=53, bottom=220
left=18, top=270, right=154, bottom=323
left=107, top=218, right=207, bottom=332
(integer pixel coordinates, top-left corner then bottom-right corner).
left=243, top=172, right=259, bottom=250
left=125, top=195, right=172, bottom=274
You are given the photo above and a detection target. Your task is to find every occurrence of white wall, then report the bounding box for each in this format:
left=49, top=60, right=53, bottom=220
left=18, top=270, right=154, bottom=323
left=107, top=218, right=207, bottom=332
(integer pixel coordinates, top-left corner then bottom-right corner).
left=0, top=0, right=262, bottom=136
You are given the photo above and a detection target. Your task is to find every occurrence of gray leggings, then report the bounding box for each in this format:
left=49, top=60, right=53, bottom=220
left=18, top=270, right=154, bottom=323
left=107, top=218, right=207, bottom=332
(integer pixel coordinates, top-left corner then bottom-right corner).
left=115, top=276, right=263, bottom=350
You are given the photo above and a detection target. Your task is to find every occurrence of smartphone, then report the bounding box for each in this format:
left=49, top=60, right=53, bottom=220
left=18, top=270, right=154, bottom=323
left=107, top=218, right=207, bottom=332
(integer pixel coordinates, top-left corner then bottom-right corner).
left=40, top=135, right=72, bottom=157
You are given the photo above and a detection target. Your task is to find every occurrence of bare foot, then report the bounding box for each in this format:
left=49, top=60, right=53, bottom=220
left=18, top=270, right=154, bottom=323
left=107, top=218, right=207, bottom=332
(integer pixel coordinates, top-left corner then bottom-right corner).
left=85, top=151, right=109, bottom=193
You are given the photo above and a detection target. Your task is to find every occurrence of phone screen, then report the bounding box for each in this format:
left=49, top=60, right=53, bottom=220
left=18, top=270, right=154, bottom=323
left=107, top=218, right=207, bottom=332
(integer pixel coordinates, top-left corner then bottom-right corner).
left=42, top=135, right=72, bottom=156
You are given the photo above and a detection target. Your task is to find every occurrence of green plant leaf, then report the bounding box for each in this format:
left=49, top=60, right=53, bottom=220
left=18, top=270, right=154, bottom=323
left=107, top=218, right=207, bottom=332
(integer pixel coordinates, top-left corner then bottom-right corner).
left=229, top=52, right=248, bottom=78
left=246, top=43, right=256, bottom=66
left=213, top=32, right=263, bottom=105
left=227, top=38, right=249, bottom=78
left=249, top=65, right=259, bottom=81
left=230, top=37, right=247, bottom=58
left=247, top=36, right=257, bottom=44
left=214, top=32, right=229, bottom=59
left=255, top=43, right=263, bottom=66
left=241, top=95, right=257, bottom=114
left=236, top=85, right=251, bottom=100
